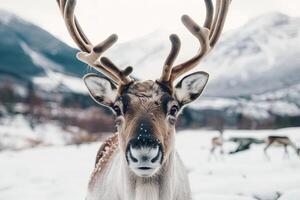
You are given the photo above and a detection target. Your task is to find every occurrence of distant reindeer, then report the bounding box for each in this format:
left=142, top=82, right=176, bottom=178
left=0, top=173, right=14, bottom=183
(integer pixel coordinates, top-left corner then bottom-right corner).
left=210, top=129, right=224, bottom=157
left=209, top=115, right=225, bottom=159
left=264, top=136, right=300, bottom=159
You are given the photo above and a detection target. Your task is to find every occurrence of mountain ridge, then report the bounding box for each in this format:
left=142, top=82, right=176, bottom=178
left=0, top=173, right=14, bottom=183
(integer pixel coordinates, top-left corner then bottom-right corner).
left=0, top=9, right=88, bottom=93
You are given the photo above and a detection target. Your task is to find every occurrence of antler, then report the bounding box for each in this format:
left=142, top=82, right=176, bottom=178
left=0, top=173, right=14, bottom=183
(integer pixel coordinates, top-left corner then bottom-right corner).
left=159, top=0, right=231, bottom=85
left=56, top=0, right=133, bottom=85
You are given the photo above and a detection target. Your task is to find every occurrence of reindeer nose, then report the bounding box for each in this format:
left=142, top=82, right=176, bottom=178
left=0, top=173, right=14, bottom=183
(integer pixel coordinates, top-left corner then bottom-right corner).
left=126, top=136, right=163, bottom=166
left=130, top=135, right=160, bottom=149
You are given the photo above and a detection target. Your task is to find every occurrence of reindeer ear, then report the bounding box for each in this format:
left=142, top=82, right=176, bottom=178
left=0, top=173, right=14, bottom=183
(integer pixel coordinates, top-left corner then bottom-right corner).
left=174, top=71, right=209, bottom=105
left=83, top=73, right=118, bottom=107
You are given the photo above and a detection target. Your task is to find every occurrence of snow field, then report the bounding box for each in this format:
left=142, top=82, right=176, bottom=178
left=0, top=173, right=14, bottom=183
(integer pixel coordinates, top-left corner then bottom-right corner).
left=0, top=128, right=300, bottom=200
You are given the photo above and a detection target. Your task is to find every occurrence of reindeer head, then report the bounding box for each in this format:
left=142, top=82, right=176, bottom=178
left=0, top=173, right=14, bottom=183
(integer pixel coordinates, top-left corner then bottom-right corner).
left=57, top=0, right=231, bottom=177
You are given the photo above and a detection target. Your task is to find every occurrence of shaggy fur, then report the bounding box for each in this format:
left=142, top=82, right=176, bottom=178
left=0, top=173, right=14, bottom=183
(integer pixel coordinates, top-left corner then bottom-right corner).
left=83, top=75, right=209, bottom=200
left=87, top=133, right=191, bottom=200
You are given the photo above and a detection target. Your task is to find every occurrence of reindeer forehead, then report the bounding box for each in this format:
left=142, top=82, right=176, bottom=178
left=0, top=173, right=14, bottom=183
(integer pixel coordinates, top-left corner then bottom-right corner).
left=125, top=80, right=167, bottom=100
left=117, top=80, right=173, bottom=114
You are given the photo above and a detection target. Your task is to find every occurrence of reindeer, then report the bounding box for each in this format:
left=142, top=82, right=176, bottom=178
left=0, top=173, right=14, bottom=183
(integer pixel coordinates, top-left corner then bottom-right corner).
left=56, top=0, right=231, bottom=199
left=264, top=136, right=300, bottom=159
left=209, top=130, right=224, bottom=160
left=210, top=117, right=225, bottom=158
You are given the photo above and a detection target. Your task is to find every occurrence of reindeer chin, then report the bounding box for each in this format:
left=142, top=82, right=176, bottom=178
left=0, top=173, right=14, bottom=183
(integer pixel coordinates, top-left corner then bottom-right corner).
left=130, top=166, right=161, bottom=178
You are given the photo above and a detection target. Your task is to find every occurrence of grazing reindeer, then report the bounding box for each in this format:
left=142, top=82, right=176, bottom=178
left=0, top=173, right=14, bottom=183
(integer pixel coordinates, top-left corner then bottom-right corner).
left=210, top=130, right=224, bottom=158
left=56, top=0, right=231, bottom=199
left=210, top=117, right=225, bottom=158
left=264, top=136, right=300, bottom=159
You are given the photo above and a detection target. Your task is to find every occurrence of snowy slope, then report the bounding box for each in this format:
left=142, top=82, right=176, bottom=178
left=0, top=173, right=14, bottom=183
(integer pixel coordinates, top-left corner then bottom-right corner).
left=104, top=12, right=300, bottom=98
left=109, top=13, right=300, bottom=121
left=1, top=128, right=300, bottom=200
left=204, top=12, right=300, bottom=97
left=190, top=83, right=300, bottom=120
left=103, top=12, right=300, bottom=118
left=0, top=115, right=72, bottom=150
left=0, top=10, right=87, bottom=94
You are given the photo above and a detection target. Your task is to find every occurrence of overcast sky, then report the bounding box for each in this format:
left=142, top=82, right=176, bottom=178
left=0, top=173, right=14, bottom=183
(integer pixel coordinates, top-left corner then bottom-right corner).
left=0, top=0, right=299, bottom=46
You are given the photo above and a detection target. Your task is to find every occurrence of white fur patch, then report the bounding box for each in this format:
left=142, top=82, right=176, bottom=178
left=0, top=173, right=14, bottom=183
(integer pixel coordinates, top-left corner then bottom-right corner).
left=83, top=74, right=117, bottom=106
left=135, top=180, right=159, bottom=200
left=86, top=150, right=192, bottom=200
left=129, top=146, right=162, bottom=177
left=175, top=72, right=209, bottom=105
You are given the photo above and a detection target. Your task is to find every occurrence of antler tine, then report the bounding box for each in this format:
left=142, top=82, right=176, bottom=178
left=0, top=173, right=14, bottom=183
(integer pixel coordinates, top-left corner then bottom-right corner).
left=57, top=0, right=92, bottom=46
left=62, top=0, right=92, bottom=52
left=77, top=35, right=122, bottom=83
left=74, top=17, right=92, bottom=46
left=77, top=35, right=133, bottom=85
left=209, top=0, right=221, bottom=37
left=209, top=0, right=231, bottom=48
left=204, top=0, right=214, bottom=29
left=160, top=34, right=181, bottom=82
left=56, top=0, right=66, bottom=15
left=164, top=0, right=230, bottom=84
left=57, top=0, right=133, bottom=85
left=93, top=34, right=118, bottom=54
left=100, top=57, right=133, bottom=84
left=169, top=14, right=210, bottom=83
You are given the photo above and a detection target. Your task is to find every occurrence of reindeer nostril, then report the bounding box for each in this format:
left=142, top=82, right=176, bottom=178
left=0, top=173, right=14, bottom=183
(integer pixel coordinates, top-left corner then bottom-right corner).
left=151, top=150, right=161, bottom=163
left=129, top=149, right=138, bottom=163
left=141, top=156, right=149, bottom=162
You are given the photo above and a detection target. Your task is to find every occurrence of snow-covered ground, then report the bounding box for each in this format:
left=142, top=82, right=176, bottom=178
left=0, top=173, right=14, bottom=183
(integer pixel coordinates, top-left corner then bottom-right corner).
left=1, top=128, right=300, bottom=200
left=0, top=115, right=72, bottom=150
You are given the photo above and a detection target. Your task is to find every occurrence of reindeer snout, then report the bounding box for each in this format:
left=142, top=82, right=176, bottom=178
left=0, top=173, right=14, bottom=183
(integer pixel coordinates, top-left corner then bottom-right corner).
left=127, top=136, right=163, bottom=164
left=126, top=136, right=163, bottom=177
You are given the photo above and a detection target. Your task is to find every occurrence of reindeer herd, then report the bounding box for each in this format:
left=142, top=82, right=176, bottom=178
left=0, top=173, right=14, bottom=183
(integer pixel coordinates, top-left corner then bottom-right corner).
left=210, top=131, right=300, bottom=159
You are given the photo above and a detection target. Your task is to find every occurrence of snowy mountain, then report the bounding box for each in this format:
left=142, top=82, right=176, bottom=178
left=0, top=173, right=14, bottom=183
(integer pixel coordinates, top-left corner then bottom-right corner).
left=0, top=10, right=299, bottom=128
left=2, top=10, right=299, bottom=97
left=103, top=12, right=300, bottom=121
left=193, top=12, right=300, bottom=120
left=204, top=12, right=300, bottom=97
left=0, top=10, right=87, bottom=94
left=105, top=12, right=300, bottom=98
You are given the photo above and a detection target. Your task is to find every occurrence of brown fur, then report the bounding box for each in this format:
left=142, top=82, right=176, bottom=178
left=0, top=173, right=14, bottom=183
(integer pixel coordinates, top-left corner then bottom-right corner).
left=95, top=133, right=119, bottom=166
left=212, top=137, right=223, bottom=146
left=266, top=136, right=293, bottom=146
left=210, top=136, right=224, bottom=155
left=118, top=81, right=175, bottom=163
left=264, top=135, right=299, bottom=158
left=89, top=81, right=175, bottom=187
left=90, top=133, right=119, bottom=187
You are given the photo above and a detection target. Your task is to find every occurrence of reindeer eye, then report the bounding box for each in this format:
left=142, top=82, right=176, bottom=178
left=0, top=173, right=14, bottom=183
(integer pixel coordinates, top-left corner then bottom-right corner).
left=169, top=105, right=178, bottom=116
left=113, top=105, right=122, bottom=116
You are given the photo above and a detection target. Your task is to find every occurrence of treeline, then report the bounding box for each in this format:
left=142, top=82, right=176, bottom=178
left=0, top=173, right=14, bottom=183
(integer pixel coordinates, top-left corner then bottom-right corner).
left=1, top=77, right=299, bottom=140
left=0, top=78, right=115, bottom=138
left=180, top=107, right=300, bottom=130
